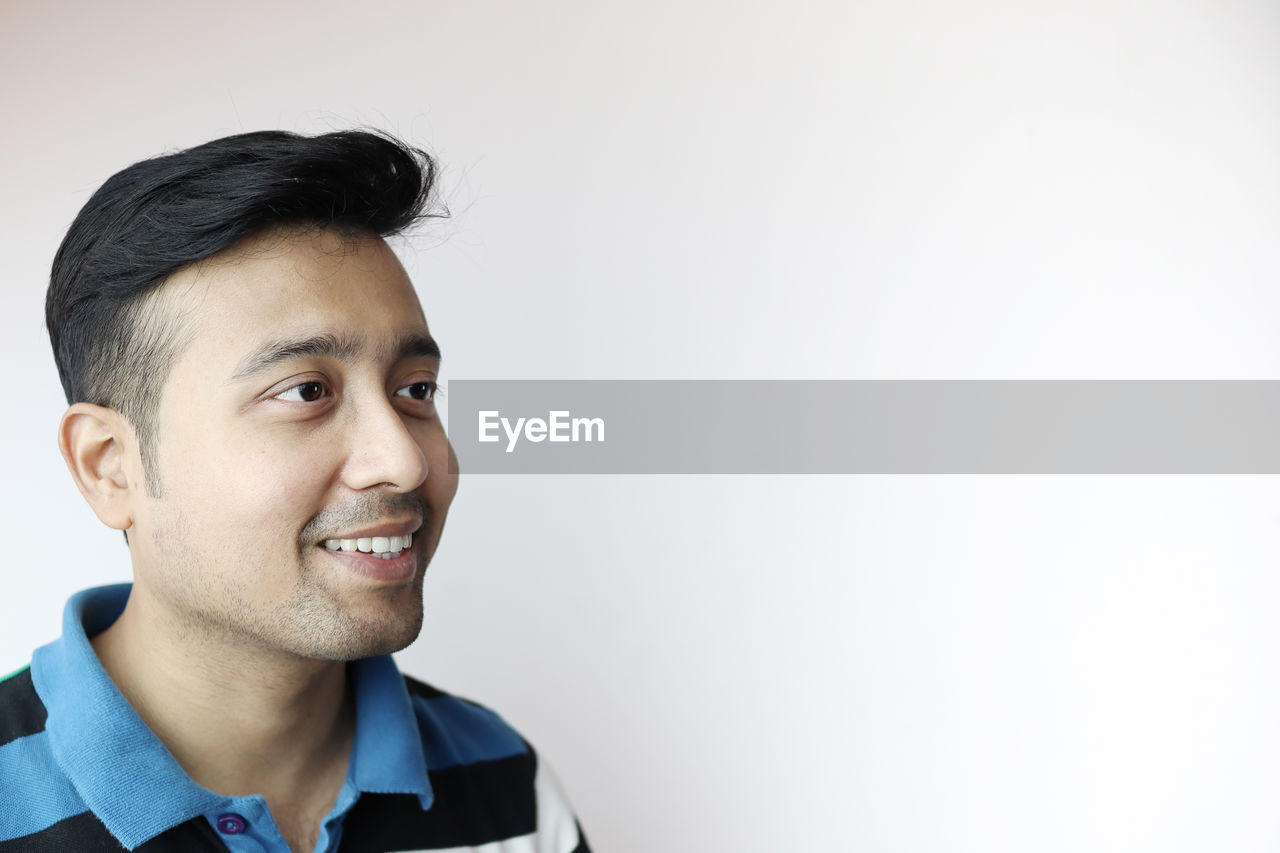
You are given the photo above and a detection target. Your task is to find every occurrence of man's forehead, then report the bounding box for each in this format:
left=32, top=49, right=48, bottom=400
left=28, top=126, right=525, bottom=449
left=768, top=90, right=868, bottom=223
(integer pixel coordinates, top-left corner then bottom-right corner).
left=202, top=223, right=381, bottom=268
left=151, top=226, right=432, bottom=369
left=159, top=225, right=413, bottom=298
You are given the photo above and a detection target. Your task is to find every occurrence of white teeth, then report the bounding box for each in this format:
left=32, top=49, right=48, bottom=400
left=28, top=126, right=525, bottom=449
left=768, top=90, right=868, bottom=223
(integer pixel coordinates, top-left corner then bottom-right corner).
left=321, top=532, right=416, bottom=556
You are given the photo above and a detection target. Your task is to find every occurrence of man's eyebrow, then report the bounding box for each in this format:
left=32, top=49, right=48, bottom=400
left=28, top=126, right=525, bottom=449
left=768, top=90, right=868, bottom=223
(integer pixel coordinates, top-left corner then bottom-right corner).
left=231, top=333, right=362, bottom=382
left=231, top=332, right=442, bottom=382
left=394, top=332, right=442, bottom=364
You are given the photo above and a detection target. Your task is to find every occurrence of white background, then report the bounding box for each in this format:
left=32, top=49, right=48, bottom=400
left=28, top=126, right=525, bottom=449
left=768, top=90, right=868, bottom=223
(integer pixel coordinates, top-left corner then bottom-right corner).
left=3, top=1, right=1280, bottom=850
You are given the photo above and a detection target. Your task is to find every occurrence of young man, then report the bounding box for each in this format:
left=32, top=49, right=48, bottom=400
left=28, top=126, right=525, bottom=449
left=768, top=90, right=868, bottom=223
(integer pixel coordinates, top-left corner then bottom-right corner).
left=0, top=131, right=590, bottom=853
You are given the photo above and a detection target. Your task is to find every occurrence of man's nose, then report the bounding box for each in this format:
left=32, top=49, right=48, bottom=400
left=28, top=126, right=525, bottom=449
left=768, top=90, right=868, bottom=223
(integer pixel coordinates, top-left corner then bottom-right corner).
left=340, top=396, right=430, bottom=493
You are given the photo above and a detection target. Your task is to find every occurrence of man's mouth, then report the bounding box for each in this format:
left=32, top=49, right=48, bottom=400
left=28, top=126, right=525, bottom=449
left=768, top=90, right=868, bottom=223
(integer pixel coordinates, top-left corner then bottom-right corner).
left=322, top=533, right=413, bottom=560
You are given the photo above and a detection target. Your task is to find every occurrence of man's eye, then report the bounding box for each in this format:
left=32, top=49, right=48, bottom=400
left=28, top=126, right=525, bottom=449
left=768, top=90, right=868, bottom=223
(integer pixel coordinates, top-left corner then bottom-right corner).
left=274, top=381, right=328, bottom=403
left=395, top=381, right=436, bottom=401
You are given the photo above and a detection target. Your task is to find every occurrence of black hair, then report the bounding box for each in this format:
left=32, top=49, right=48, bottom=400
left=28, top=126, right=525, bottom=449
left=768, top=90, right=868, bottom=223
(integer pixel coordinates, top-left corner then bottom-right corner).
left=46, top=129, right=442, bottom=493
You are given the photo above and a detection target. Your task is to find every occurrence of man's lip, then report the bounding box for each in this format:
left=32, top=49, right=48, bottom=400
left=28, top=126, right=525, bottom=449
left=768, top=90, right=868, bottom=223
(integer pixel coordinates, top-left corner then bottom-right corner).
left=317, top=518, right=423, bottom=542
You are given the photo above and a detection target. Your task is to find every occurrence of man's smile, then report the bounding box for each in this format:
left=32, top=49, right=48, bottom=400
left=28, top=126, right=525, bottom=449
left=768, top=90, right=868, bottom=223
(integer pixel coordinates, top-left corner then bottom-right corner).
left=322, top=532, right=413, bottom=559
left=319, top=537, right=419, bottom=584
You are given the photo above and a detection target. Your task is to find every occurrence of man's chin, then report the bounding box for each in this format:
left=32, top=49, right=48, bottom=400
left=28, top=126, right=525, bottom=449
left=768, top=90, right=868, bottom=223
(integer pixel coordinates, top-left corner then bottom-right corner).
left=280, top=587, right=425, bottom=661
left=321, top=608, right=424, bottom=661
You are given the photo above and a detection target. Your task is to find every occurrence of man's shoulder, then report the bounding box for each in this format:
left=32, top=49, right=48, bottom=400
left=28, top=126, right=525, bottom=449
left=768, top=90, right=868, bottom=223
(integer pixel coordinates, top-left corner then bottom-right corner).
left=0, top=665, right=101, bottom=848
left=398, top=673, right=534, bottom=768
left=356, top=673, right=591, bottom=853
left=0, top=665, right=48, bottom=751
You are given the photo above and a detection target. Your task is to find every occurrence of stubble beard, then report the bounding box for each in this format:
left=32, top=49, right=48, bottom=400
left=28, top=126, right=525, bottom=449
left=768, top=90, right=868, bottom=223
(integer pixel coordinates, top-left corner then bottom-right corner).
left=276, top=547, right=428, bottom=661
left=149, top=497, right=432, bottom=663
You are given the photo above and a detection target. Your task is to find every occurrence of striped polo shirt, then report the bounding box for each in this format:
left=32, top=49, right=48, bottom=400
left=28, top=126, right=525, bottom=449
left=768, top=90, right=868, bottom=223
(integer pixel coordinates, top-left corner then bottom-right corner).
left=0, top=585, right=590, bottom=852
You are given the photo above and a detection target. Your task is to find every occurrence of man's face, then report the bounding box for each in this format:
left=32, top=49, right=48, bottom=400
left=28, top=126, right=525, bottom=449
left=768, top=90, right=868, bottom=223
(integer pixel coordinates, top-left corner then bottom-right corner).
left=124, top=227, right=458, bottom=661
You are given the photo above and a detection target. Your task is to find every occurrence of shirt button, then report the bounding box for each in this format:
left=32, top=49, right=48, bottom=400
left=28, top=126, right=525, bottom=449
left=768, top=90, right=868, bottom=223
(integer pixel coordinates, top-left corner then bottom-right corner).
left=216, top=813, right=248, bottom=834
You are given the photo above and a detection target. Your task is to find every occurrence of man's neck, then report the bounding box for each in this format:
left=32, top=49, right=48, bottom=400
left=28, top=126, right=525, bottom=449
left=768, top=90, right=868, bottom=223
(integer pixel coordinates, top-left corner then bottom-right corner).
left=89, top=585, right=356, bottom=813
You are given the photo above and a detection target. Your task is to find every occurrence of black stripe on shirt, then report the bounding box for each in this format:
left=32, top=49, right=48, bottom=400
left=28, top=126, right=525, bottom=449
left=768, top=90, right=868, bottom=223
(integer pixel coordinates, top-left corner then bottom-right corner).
left=0, top=667, right=48, bottom=749
left=0, top=811, right=227, bottom=852
left=337, top=751, right=538, bottom=852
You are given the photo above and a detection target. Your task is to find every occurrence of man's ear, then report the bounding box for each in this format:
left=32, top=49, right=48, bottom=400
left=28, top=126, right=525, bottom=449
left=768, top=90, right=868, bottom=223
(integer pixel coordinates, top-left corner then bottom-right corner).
left=58, top=403, right=137, bottom=531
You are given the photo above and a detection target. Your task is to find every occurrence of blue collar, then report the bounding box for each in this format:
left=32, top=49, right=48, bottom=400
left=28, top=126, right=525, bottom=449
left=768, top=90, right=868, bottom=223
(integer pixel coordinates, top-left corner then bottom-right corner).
left=30, top=584, right=433, bottom=849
